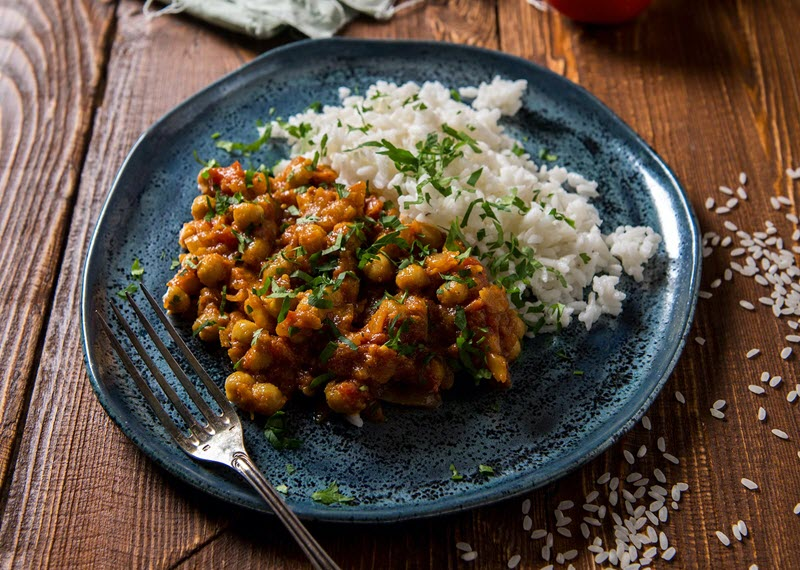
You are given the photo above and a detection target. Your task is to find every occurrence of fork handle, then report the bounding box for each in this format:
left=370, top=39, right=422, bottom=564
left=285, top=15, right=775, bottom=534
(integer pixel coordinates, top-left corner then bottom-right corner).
left=232, top=452, right=342, bottom=570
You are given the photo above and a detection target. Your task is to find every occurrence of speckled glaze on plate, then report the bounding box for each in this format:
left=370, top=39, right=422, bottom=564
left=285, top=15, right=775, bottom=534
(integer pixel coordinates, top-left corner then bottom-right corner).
left=81, top=39, right=700, bottom=523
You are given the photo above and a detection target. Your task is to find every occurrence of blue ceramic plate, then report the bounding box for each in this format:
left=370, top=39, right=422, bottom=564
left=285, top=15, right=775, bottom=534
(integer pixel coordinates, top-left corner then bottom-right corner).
left=81, top=39, right=700, bottom=523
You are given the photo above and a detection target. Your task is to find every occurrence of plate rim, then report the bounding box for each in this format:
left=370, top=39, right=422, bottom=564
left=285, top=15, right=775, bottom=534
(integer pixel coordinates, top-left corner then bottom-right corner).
left=80, top=37, right=702, bottom=523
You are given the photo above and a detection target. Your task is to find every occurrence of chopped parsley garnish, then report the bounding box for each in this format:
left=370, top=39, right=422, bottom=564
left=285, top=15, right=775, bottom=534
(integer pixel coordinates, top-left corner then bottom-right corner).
left=538, top=147, right=558, bottom=161
left=192, top=319, right=217, bottom=337
left=580, top=253, right=591, bottom=264
left=116, top=283, right=138, bottom=299
left=169, top=258, right=180, bottom=270
left=264, top=411, right=302, bottom=450
left=130, top=258, right=144, bottom=280
left=216, top=122, right=273, bottom=155
left=466, top=167, right=483, bottom=187
left=478, top=464, right=495, bottom=476
left=511, top=142, right=525, bottom=157
left=311, top=482, right=354, bottom=505
left=307, top=101, right=322, bottom=112
left=286, top=463, right=297, bottom=475
left=449, top=88, right=462, bottom=102
left=275, top=484, right=288, bottom=494
left=449, top=464, right=464, bottom=481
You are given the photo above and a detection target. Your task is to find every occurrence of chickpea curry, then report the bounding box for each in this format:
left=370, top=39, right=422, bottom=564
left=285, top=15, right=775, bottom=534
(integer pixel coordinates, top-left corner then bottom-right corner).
left=164, top=157, right=526, bottom=420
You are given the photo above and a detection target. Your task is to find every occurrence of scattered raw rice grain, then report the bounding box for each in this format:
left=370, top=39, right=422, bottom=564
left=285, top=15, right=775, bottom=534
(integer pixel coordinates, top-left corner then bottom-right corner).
left=531, top=529, right=547, bottom=540
left=740, top=172, right=747, bottom=185
left=758, top=407, right=767, bottom=421
left=738, top=187, right=748, bottom=200
left=738, top=520, right=748, bottom=536
left=787, top=167, right=800, bottom=179
left=747, top=348, right=761, bottom=358
left=770, top=375, right=783, bottom=387
left=712, top=399, right=726, bottom=409
left=771, top=197, right=781, bottom=210
left=781, top=347, right=793, bottom=359
left=695, top=336, right=706, bottom=345
left=461, top=551, right=478, bottom=561
left=760, top=371, right=770, bottom=382
left=740, top=300, right=756, bottom=310
left=710, top=278, right=722, bottom=288
left=710, top=408, right=725, bottom=419
left=732, top=524, right=742, bottom=541
left=657, top=437, right=666, bottom=453
left=624, top=450, right=635, bottom=464
left=716, top=531, right=731, bottom=546
left=584, top=516, right=601, bottom=527
left=675, top=391, right=686, bottom=404
left=698, top=290, right=712, bottom=299
left=595, top=551, right=609, bottom=564
left=456, top=542, right=472, bottom=552
left=661, top=546, right=676, bottom=561
left=558, top=500, right=574, bottom=511
left=555, top=553, right=565, bottom=565
left=654, top=468, right=666, bottom=483
left=541, top=545, right=551, bottom=561
left=627, top=472, right=643, bottom=483
left=788, top=213, right=800, bottom=224
left=522, top=499, right=531, bottom=514
left=637, top=445, right=647, bottom=458
left=727, top=198, right=739, bottom=208
left=793, top=503, right=800, bottom=515
left=724, top=268, right=733, bottom=280
left=759, top=297, right=775, bottom=305
left=563, top=550, right=578, bottom=561
left=731, top=248, right=746, bottom=257
left=741, top=478, right=759, bottom=490
left=788, top=390, right=798, bottom=403
left=772, top=428, right=789, bottom=440
left=721, top=236, right=733, bottom=246
left=597, top=472, right=611, bottom=485
left=750, top=565, right=759, bottom=570
left=610, top=477, right=620, bottom=491
left=787, top=335, right=800, bottom=343
left=719, top=186, right=734, bottom=196
left=677, top=482, right=688, bottom=491
left=523, top=515, right=533, bottom=531
left=723, top=221, right=738, bottom=231
left=540, top=565, right=553, bottom=570
left=748, top=385, right=766, bottom=395
left=507, top=554, right=521, bottom=569
left=716, top=207, right=731, bottom=214
left=641, top=416, right=651, bottom=430
left=778, top=196, right=793, bottom=206
left=580, top=522, right=590, bottom=539
left=705, top=197, right=715, bottom=210
left=663, top=453, right=679, bottom=465
left=609, top=491, right=618, bottom=506
left=557, top=527, right=572, bottom=538
left=585, top=490, right=600, bottom=503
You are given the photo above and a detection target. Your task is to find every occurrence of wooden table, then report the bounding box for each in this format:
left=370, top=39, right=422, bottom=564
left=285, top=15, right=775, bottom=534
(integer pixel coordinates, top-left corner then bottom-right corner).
left=2, top=1, right=799, bottom=567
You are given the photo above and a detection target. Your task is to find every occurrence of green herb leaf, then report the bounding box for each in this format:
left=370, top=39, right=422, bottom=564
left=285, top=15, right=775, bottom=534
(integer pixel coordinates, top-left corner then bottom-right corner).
left=216, top=122, right=273, bottom=155
left=275, top=484, right=288, bottom=494
left=538, top=147, right=558, bottom=161
left=466, top=167, right=483, bottom=187
left=116, top=283, right=138, bottom=299
left=264, top=411, right=302, bottom=450
left=192, top=320, right=217, bottom=337
left=286, top=463, right=297, bottom=475
left=130, top=259, right=144, bottom=280
left=449, top=464, right=464, bottom=481
left=169, top=258, right=180, bottom=270
left=311, top=481, right=354, bottom=505
left=478, top=464, right=495, bottom=476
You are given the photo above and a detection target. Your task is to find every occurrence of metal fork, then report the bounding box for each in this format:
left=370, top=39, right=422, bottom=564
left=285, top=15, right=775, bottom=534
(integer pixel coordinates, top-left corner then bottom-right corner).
left=96, top=283, right=341, bottom=570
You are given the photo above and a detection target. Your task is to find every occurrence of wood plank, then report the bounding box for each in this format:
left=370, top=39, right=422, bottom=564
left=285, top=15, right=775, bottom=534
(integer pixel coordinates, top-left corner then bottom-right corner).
left=494, top=0, right=800, bottom=567
left=0, top=0, right=116, bottom=494
left=0, top=1, right=503, bottom=568
left=0, top=4, right=268, bottom=568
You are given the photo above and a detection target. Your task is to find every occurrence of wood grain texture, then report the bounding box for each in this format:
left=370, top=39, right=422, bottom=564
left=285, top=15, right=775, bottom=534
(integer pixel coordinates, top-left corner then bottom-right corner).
left=3, top=0, right=800, bottom=568
left=0, top=0, right=115, bottom=495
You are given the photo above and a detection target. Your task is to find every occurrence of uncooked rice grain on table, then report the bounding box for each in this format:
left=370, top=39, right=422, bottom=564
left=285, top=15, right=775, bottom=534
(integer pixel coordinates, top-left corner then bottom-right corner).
left=273, top=78, right=661, bottom=333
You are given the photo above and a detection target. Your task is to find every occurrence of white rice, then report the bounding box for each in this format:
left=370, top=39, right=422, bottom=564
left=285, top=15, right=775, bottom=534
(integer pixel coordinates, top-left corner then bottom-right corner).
left=272, top=78, right=661, bottom=333
left=741, top=478, right=759, bottom=490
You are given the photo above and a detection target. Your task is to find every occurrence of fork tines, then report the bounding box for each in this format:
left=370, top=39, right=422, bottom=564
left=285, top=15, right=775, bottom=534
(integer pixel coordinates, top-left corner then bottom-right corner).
left=96, top=283, right=236, bottom=446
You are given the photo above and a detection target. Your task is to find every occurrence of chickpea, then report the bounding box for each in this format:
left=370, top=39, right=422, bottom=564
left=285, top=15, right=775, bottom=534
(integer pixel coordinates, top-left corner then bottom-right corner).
left=243, top=346, right=272, bottom=372
left=250, top=382, right=286, bottom=415
left=486, top=353, right=509, bottom=384
left=415, top=222, right=445, bottom=249
left=363, top=252, right=393, bottom=283
left=232, top=202, right=264, bottom=229
left=225, top=372, right=286, bottom=416
left=250, top=171, right=268, bottom=195
left=193, top=317, right=220, bottom=342
left=230, top=319, right=259, bottom=344
left=164, top=285, right=190, bottom=313
left=241, top=238, right=270, bottom=266
left=437, top=280, right=469, bottom=305
left=297, top=223, right=327, bottom=254
left=196, top=253, right=229, bottom=287
left=191, top=195, right=213, bottom=220
left=396, top=264, right=429, bottom=291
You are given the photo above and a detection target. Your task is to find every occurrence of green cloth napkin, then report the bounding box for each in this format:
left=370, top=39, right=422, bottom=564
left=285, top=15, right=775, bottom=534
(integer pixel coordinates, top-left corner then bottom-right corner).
left=143, top=0, right=422, bottom=39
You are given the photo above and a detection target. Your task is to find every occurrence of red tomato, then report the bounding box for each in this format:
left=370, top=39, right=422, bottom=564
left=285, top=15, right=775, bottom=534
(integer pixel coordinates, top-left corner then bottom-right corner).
left=546, top=0, right=653, bottom=24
